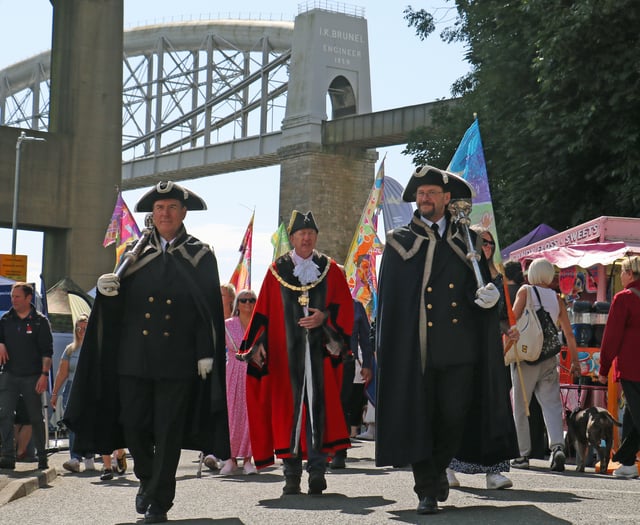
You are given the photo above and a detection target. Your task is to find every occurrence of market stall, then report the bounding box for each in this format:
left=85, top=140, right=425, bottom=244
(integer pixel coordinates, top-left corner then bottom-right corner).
left=509, top=216, right=640, bottom=454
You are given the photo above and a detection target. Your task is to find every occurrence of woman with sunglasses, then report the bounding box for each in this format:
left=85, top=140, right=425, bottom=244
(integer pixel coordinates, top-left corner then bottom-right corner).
left=219, top=289, right=258, bottom=475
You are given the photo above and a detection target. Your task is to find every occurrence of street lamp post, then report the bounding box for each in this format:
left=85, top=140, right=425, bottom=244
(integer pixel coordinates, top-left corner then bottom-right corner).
left=12, top=131, right=46, bottom=255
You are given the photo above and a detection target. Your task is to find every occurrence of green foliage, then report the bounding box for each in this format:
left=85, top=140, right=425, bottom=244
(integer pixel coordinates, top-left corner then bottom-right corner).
left=403, top=1, right=640, bottom=246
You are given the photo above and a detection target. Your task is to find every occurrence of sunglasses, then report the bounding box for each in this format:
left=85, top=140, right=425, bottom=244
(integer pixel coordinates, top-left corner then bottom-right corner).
left=482, top=240, right=495, bottom=247
left=238, top=297, right=256, bottom=304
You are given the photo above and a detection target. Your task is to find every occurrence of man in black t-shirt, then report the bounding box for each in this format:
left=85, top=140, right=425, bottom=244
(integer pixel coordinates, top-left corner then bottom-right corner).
left=0, top=282, right=53, bottom=470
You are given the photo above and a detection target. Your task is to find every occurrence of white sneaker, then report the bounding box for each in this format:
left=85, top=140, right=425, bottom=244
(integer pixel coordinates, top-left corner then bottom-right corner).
left=243, top=461, right=258, bottom=475
left=446, top=468, right=460, bottom=487
left=220, top=459, right=237, bottom=475
left=614, top=464, right=639, bottom=479
left=486, top=472, right=513, bottom=489
left=356, top=427, right=375, bottom=441
left=83, top=458, right=95, bottom=471
left=63, top=458, right=80, bottom=473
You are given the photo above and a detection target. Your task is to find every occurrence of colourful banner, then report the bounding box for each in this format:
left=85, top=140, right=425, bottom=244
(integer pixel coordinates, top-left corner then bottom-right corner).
left=103, top=192, right=141, bottom=247
left=344, top=157, right=385, bottom=320
left=229, top=212, right=254, bottom=293
left=447, top=119, right=502, bottom=264
left=270, top=221, right=291, bottom=262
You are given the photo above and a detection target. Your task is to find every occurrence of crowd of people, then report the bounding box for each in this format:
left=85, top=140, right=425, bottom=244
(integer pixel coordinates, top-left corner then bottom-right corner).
left=1, top=175, right=638, bottom=523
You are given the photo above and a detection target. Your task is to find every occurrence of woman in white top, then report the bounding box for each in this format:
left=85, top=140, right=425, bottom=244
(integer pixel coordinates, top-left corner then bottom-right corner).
left=510, top=258, right=580, bottom=472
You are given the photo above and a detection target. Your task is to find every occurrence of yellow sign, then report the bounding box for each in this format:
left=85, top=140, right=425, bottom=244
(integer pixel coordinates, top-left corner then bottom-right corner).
left=0, top=254, right=28, bottom=282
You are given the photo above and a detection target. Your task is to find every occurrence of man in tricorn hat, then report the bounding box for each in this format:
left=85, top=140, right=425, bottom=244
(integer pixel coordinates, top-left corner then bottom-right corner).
left=64, top=181, right=229, bottom=524
left=375, top=166, right=518, bottom=515
left=238, top=210, right=354, bottom=496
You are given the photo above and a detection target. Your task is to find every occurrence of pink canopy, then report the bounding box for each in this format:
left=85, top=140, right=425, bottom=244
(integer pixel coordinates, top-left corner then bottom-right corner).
left=525, top=241, right=640, bottom=268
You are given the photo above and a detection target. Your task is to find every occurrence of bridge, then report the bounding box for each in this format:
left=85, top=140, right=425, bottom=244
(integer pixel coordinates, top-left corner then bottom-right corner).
left=0, top=1, right=444, bottom=289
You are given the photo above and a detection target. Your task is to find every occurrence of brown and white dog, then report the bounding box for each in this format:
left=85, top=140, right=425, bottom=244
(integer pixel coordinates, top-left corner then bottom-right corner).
left=566, top=406, right=622, bottom=474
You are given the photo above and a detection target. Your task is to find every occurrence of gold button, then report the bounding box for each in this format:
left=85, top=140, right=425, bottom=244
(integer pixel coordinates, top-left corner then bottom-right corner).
left=148, top=296, right=154, bottom=302
left=166, top=299, right=172, bottom=305
left=165, top=314, right=171, bottom=320
left=427, top=321, right=433, bottom=327
left=427, top=287, right=433, bottom=292
left=145, top=313, right=151, bottom=319
left=451, top=302, right=457, bottom=308
left=452, top=319, right=458, bottom=324
left=427, top=304, right=433, bottom=309
left=449, top=283, right=454, bottom=289
left=142, top=330, right=149, bottom=336
left=163, top=332, right=170, bottom=337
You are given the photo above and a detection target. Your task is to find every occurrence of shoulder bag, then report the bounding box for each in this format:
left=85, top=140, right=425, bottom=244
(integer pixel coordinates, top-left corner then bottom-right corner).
left=526, top=286, right=562, bottom=365
left=504, top=285, right=543, bottom=365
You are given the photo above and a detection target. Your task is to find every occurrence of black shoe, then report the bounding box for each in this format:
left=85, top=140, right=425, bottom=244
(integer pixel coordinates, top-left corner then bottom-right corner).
left=0, top=457, right=15, bottom=470
left=417, top=496, right=438, bottom=515
left=308, top=472, right=327, bottom=495
left=282, top=475, right=302, bottom=495
left=144, top=504, right=168, bottom=524
left=437, top=472, right=449, bottom=502
left=136, top=486, right=147, bottom=514
left=329, top=454, right=346, bottom=470
left=100, top=467, right=114, bottom=481
left=37, top=457, right=49, bottom=470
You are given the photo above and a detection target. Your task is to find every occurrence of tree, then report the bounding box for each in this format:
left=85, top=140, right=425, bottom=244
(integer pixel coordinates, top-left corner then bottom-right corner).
left=403, top=1, right=640, bottom=245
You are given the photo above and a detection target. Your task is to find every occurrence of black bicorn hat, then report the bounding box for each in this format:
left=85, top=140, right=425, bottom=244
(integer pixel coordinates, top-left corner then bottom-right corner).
left=402, top=165, right=476, bottom=202
left=287, top=210, right=319, bottom=235
left=135, top=181, right=207, bottom=212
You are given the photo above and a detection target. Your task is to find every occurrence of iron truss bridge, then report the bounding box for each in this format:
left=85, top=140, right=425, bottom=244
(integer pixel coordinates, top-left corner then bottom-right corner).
left=0, top=18, right=294, bottom=186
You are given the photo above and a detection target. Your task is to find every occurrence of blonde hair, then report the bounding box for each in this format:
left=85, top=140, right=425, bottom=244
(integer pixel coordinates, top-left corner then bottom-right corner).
left=66, top=313, right=89, bottom=355
left=622, top=255, right=640, bottom=278
left=526, top=258, right=555, bottom=286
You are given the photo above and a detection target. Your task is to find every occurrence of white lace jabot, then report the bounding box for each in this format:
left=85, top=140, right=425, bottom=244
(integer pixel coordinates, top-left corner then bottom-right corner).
left=291, top=251, right=320, bottom=285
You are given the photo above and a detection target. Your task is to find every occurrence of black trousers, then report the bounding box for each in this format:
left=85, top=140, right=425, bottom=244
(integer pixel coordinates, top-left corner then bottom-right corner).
left=119, top=375, right=191, bottom=512
left=613, top=380, right=640, bottom=466
left=412, top=364, right=475, bottom=498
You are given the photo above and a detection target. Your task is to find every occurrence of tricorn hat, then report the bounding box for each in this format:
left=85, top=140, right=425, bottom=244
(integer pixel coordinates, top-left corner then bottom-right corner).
left=287, top=210, right=319, bottom=235
left=135, top=181, right=207, bottom=212
left=402, top=165, right=476, bottom=202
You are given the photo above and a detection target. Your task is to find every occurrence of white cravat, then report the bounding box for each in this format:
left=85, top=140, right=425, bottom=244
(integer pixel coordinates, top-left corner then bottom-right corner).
left=291, top=251, right=320, bottom=285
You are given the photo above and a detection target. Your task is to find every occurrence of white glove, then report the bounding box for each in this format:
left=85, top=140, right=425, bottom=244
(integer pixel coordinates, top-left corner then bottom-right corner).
left=97, top=273, right=120, bottom=297
left=197, top=358, right=213, bottom=380
left=474, top=282, right=500, bottom=309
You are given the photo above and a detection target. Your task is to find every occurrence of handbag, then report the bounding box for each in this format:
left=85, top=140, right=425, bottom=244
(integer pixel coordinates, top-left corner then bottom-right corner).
left=527, top=286, right=562, bottom=364
left=504, top=285, right=543, bottom=365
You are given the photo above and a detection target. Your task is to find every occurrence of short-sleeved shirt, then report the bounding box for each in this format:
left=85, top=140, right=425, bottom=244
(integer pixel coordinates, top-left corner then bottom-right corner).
left=0, top=306, right=53, bottom=376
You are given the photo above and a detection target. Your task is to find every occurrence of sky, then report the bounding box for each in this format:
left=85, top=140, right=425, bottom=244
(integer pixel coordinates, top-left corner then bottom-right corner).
left=0, top=0, right=469, bottom=292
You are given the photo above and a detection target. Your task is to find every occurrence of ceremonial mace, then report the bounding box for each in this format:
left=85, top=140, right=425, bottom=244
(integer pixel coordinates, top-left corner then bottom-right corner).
left=447, top=199, right=484, bottom=289
left=114, top=214, right=154, bottom=278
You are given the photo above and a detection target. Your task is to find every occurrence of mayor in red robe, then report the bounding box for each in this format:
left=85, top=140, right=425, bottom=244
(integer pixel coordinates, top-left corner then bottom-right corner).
left=238, top=210, right=354, bottom=496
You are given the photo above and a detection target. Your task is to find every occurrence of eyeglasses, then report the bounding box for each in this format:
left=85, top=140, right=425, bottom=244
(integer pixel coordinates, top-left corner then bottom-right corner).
left=482, top=240, right=495, bottom=247
left=416, top=190, right=444, bottom=199
left=238, top=297, right=256, bottom=304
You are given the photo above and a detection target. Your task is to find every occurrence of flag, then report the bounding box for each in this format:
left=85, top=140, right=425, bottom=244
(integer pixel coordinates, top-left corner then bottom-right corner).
left=103, top=192, right=141, bottom=266
left=381, top=176, right=413, bottom=231
left=343, top=157, right=385, bottom=320
left=447, top=118, right=502, bottom=264
left=229, top=212, right=254, bottom=292
left=270, top=221, right=291, bottom=261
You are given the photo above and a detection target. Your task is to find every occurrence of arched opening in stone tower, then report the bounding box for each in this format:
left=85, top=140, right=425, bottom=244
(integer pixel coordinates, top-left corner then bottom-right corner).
left=327, top=75, right=357, bottom=119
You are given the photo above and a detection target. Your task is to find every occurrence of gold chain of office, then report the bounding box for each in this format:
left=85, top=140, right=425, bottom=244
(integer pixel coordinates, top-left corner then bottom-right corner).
left=269, top=261, right=332, bottom=306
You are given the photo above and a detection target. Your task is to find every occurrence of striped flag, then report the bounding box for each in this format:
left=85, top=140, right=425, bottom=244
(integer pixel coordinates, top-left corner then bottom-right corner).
left=447, top=118, right=502, bottom=264
left=229, top=212, right=254, bottom=292
left=343, top=157, right=385, bottom=320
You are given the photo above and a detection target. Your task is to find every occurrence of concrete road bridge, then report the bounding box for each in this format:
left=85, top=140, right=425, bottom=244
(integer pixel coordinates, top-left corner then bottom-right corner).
left=0, top=1, right=446, bottom=289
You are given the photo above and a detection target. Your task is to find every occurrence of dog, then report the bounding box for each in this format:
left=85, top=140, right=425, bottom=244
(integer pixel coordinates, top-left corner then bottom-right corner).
left=566, top=406, right=622, bottom=474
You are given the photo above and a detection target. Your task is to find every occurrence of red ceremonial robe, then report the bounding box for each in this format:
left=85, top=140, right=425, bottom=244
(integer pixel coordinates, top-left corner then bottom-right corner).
left=239, top=251, right=354, bottom=469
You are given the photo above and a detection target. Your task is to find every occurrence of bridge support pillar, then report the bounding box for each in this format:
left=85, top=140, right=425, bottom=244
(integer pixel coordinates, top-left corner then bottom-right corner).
left=44, top=0, right=124, bottom=290
left=279, top=144, right=377, bottom=263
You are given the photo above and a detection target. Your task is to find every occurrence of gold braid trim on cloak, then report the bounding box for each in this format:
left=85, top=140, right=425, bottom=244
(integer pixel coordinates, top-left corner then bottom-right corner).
left=268, top=256, right=332, bottom=306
